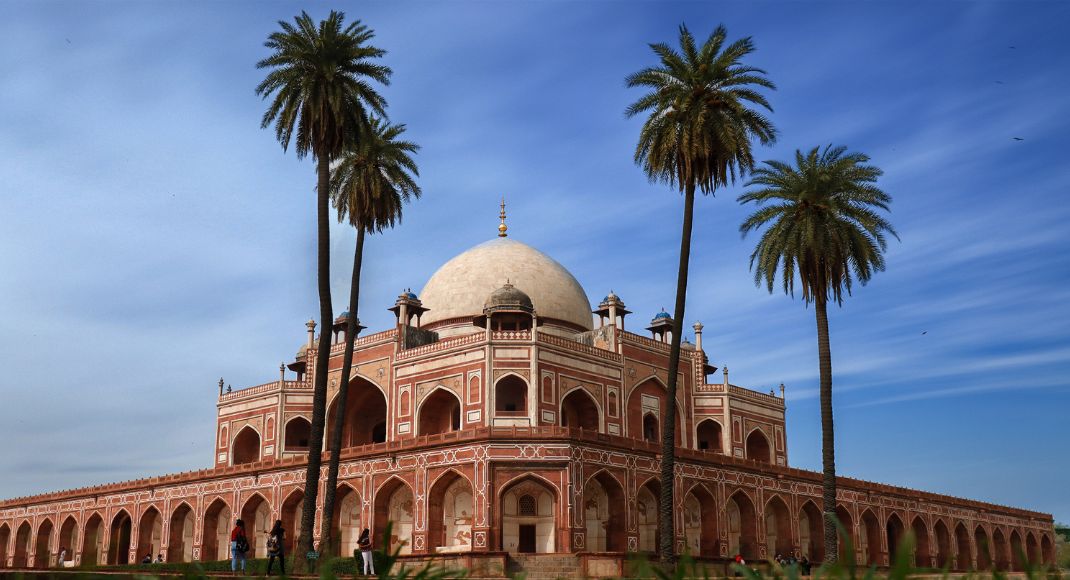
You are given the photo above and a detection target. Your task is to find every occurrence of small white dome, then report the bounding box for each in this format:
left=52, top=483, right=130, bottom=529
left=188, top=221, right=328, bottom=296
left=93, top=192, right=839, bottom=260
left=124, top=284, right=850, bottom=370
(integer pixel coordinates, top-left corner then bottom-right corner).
left=419, top=238, right=593, bottom=332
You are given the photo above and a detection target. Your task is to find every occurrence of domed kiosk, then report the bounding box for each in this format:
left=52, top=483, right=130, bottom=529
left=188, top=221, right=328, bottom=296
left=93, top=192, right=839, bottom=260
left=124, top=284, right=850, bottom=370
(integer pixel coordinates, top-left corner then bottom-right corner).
left=418, top=237, right=594, bottom=337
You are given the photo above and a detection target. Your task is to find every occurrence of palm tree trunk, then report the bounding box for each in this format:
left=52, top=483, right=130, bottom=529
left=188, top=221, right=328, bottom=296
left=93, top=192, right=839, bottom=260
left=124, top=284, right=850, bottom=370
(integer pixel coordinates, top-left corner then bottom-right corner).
left=659, top=183, right=696, bottom=564
left=320, top=228, right=365, bottom=559
left=297, top=155, right=335, bottom=572
left=815, top=295, right=838, bottom=564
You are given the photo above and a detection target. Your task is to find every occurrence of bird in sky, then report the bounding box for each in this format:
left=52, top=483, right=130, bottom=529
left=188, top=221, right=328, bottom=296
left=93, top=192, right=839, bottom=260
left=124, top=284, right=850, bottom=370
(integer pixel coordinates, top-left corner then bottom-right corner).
left=1013, top=137, right=1025, bottom=141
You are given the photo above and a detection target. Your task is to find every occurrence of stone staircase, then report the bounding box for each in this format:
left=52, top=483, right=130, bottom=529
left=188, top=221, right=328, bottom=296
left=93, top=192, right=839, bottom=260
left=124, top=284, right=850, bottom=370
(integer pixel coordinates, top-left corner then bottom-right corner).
left=507, top=553, right=583, bottom=579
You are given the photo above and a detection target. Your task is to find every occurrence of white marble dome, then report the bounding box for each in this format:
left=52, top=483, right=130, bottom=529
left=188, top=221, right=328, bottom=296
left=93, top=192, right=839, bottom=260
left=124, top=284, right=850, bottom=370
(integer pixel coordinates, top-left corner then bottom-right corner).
left=419, top=238, right=593, bottom=332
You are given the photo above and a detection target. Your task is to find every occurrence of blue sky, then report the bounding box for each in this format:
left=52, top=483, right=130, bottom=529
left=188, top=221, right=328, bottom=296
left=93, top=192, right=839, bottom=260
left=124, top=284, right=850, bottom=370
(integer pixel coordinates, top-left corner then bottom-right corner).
left=1, top=1, right=1067, bottom=522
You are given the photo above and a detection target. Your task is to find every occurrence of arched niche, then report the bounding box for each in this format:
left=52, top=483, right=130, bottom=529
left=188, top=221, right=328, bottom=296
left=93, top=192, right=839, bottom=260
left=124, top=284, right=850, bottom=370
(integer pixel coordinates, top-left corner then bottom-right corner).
left=284, top=416, right=312, bottom=451
left=495, top=375, right=528, bottom=415
left=683, top=484, right=718, bottom=557
left=167, top=504, right=195, bottom=562
left=560, top=388, right=600, bottom=431
left=327, top=376, right=388, bottom=447
left=231, top=426, right=261, bottom=466
left=745, top=428, right=772, bottom=464
left=201, top=499, right=231, bottom=561
left=583, top=471, right=626, bottom=552
left=418, top=388, right=461, bottom=436
left=726, top=491, right=757, bottom=560
left=240, top=494, right=272, bottom=558
left=427, top=471, right=474, bottom=553
left=107, top=511, right=131, bottom=565
left=764, top=496, right=792, bottom=558
left=799, top=500, right=824, bottom=562
left=374, top=478, right=415, bottom=555
left=695, top=419, right=723, bottom=452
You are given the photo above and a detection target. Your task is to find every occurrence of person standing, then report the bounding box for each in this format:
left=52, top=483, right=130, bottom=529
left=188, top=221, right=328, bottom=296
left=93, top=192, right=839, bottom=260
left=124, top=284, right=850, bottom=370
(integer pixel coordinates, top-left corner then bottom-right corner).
left=357, top=528, right=374, bottom=576
left=231, top=518, right=248, bottom=573
left=266, top=520, right=286, bottom=576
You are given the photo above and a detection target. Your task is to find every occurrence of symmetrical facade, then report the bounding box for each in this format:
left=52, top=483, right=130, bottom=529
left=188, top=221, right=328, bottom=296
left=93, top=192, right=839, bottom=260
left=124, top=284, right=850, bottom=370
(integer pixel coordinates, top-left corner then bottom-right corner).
left=0, top=234, right=1056, bottom=575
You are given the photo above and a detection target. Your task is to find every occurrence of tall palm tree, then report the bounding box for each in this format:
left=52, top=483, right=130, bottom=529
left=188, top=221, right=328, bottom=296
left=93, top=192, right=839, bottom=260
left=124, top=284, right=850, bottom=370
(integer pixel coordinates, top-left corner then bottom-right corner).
left=256, top=11, right=390, bottom=569
left=738, top=145, right=897, bottom=564
left=320, top=117, right=421, bottom=556
left=625, top=24, right=776, bottom=563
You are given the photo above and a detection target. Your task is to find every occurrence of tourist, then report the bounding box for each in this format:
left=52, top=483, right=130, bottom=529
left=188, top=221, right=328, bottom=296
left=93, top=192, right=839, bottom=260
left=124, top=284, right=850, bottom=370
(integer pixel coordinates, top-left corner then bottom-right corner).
left=231, top=518, right=248, bottom=573
left=155, top=553, right=164, bottom=563
left=800, top=555, right=811, bottom=576
left=266, top=519, right=285, bottom=576
left=357, top=528, right=374, bottom=575
left=58, top=547, right=66, bottom=566
left=775, top=553, right=783, bottom=565
left=141, top=553, right=152, bottom=564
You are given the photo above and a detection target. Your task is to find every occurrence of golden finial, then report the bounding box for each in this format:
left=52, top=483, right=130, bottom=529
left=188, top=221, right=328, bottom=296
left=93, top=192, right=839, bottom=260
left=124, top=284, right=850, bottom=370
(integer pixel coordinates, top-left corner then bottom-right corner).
left=498, top=197, right=508, bottom=237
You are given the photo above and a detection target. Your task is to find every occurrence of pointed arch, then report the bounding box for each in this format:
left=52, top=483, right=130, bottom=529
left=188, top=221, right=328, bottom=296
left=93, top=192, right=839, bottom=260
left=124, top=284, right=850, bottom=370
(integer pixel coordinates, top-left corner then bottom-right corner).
left=231, top=425, right=261, bottom=465
left=0, top=523, right=10, bottom=569
left=284, top=416, right=312, bottom=451
left=636, top=478, right=662, bottom=553
left=280, top=488, right=304, bottom=556
left=13, top=521, right=31, bottom=568
left=683, top=482, right=718, bottom=557
left=331, top=481, right=363, bottom=558
left=583, top=469, right=627, bottom=552
left=373, top=476, right=415, bottom=555
left=1040, top=533, right=1053, bottom=566
left=240, top=492, right=272, bottom=558
left=560, top=387, right=601, bottom=431
left=726, top=489, right=758, bottom=560
left=57, top=515, right=78, bottom=567
left=835, top=505, right=855, bottom=563
left=494, top=373, right=528, bottom=415
left=499, top=474, right=557, bottom=554
left=107, top=510, right=132, bottom=565
left=911, top=516, right=931, bottom=568
left=33, top=517, right=54, bottom=568
left=136, top=506, right=162, bottom=563
left=695, top=418, right=723, bottom=452
left=886, top=512, right=905, bottom=562
left=974, top=525, right=992, bottom=570
left=953, top=521, right=972, bottom=571
left=799, top=500, right=824, bottom=562
left=1025, top=531, right=1039, bottom=567
left=765, top=495, right=792, bottom=558
left=327, top=375, right=389, bottom=447
left=859, top=509, right=881, bottom=565
left=933, top=518, right=951, bottom=568
left=992, top=527, right=1009, bottom=571
left=167, top=502, right=195, bottom=563
left=81, top=512, right=105, bottom=566
left=418, top=386, right=462, bottom=436
left=1009, top=529, right=1024, bottom=571
left=745, top=428, right=772, bottom=464
left=202, top=497, right=232, bottom=561
left=427, top=469, right=474, bottom=553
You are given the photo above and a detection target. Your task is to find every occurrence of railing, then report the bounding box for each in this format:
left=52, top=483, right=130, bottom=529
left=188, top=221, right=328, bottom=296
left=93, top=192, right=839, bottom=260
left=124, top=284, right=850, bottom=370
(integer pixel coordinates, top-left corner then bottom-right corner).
left=394, top=331, right=485, bottom=360
left=328, top=328, right=397, bottom=354
left=490, top=330, right=531, bottom=341
left=620, top=331, right=671, bottom=352
left=219, top=380, right=306, bottom=402
left=728, top=385, right=783, bottom=406
left=537, top=333, right=622, bottom=362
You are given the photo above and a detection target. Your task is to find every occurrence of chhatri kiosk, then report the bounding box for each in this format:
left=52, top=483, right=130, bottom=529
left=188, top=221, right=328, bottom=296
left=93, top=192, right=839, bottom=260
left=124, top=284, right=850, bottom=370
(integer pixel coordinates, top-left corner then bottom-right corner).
left=0, top=217, right=1055, bottom=576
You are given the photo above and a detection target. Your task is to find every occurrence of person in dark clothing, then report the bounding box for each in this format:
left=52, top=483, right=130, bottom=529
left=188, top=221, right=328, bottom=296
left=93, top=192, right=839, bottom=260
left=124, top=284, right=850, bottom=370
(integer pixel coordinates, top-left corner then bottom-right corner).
left=266, top=519, right=286, bottom=576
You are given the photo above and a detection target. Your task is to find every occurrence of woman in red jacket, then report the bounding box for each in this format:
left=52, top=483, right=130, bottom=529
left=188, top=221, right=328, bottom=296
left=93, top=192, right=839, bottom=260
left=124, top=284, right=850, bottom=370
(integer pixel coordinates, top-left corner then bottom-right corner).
left=230, top=518, right=248, bottom=573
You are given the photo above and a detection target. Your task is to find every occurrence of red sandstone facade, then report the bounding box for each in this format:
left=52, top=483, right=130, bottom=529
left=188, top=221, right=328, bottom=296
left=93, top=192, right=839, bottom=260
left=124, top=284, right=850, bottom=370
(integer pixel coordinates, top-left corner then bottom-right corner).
left=0, top=236, right=1055, bottom=575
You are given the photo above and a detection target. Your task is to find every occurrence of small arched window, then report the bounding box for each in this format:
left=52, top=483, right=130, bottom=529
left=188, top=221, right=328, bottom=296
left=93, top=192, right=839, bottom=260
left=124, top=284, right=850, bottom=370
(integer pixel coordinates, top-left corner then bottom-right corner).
left=518, top=495, right=537, bottom=516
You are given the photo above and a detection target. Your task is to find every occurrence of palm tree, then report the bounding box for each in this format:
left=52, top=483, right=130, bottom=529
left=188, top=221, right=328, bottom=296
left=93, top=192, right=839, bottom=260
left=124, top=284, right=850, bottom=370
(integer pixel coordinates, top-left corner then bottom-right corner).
left=738, top=145, right=897, bottom=564
left=625, top=24, right=776, bottom=563
left=256, top=11, right=390, bottom=569
left=320, top=117, right=421, bottom=556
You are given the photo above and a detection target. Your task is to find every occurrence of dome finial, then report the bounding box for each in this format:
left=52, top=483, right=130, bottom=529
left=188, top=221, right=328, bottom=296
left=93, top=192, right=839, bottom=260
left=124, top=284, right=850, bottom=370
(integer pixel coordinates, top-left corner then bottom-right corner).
left=498, top=197, right=508, bottom=237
